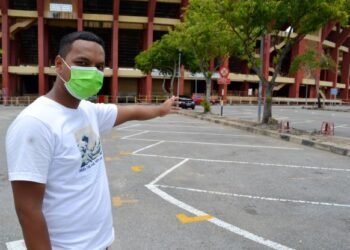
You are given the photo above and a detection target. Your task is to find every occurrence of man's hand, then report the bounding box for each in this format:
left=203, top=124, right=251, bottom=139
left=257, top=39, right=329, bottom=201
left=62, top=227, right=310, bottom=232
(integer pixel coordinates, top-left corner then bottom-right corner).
left=159, top=96, right=179, bottom=117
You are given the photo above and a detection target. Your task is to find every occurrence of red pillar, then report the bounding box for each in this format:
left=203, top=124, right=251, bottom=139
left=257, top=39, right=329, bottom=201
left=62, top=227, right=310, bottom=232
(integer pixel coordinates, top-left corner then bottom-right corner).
left=37, top=0, right=46, bottom=95
left=179, top=65, right=185, bottom=95
left=241, top=62, right=250, bottom=93
left=77, top=0, right=83, bottom=31
left=1, top=0, right=10, bottom=104
left=289, top=39, right=305, bottom=98
left=311, top=24, right=336, bottom=99
left=341, top=50, right=350, bottom=100
left=326, top=47, right=339, bottom=98
left=9, top=37, right=18, bottom=96
left=111, top=0, right=120, bottom=103
left=141, top=0, right=156, bottom=101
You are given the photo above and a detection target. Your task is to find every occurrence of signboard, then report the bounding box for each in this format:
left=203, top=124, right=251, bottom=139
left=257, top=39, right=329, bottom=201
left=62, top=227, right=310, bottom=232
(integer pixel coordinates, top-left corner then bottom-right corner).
left=330, top=88, right=338, bottom=96
left=217, top=66, right=230, bottom=85
left=219, top=66, right=229, bottom=78
left=218, top=78, right=230, bottom=85
left=248, top=88, right=253, bottom=96
left=50, top=3, right=73, bottom=12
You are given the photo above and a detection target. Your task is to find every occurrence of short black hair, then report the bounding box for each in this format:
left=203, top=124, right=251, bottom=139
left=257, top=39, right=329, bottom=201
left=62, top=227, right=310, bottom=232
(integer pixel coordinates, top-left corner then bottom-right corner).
left=58, top=31, right=105, bottom=58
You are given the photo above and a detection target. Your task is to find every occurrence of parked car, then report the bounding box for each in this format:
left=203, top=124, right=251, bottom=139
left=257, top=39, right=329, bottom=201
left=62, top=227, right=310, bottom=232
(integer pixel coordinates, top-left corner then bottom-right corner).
left=178, top=95, right=195, bottom=109
left=191, top=93, right=219, bottom=105
left=191, top=94, right=205, bottom=105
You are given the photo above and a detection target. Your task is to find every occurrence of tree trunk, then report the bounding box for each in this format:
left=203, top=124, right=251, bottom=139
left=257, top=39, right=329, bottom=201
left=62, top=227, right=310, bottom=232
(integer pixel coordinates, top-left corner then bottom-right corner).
left=205, top=77, right=211, bottom=103
left=262, top=83, right=273, bottom=123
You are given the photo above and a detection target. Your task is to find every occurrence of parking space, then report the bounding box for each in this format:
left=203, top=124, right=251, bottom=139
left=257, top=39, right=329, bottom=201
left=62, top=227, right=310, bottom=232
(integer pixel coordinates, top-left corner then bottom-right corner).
left=1, top=107, right=350, bottom=249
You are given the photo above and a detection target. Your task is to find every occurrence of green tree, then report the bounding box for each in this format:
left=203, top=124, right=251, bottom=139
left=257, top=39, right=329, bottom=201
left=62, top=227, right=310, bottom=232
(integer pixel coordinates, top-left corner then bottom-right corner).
left=178, top=0, right=238, bottom=104
left=213, top=0, right=348, bottom=123
left=135, top=32, right=197, bottom=95
left=290, top=48, right=336, bottom=108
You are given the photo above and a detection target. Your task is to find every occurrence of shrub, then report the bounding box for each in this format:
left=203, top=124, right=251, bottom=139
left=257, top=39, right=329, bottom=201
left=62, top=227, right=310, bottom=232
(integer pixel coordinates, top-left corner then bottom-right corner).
left=200, top=100, right=211, bottom=113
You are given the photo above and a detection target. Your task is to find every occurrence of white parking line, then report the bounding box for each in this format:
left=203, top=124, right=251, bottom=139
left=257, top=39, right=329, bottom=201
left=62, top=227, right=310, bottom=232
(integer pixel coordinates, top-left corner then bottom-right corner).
left=133, top=153, right=350, bottom=172
left=146, top=160, right=294, bottom=250
left=157, top=184, right=350, bottom=208
left=334, top=124, right=348, bottom=128
left=141, top=124, right=226, bottom=129
left=124, top=138, right=302, bottom=150
left=121, top=128, right=254, bottom=137
left=275, top=117, right=290, bottom=120
left=132, top=141, right=165, bottom=154
left=121, top=130, right=149, bottom=139
left=145, top=121, right=207, bottom=125
left=117, top=124, right=141, bottom=130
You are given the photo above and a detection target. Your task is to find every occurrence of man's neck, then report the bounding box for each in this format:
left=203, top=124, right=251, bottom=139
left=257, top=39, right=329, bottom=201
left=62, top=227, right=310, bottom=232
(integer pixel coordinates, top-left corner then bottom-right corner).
left=45, top=82, right=80, bottom=109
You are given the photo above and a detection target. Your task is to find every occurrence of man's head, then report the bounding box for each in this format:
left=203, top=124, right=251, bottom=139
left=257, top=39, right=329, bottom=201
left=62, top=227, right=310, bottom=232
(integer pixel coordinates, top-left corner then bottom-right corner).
left=54, top=31, right=106, bottom=100
left=58, top=31, right=105, bottom=59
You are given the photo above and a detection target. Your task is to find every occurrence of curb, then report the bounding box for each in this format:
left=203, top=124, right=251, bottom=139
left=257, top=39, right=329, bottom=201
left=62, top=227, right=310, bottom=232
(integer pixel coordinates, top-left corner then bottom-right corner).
left=179, top=110, right=350, bottom=157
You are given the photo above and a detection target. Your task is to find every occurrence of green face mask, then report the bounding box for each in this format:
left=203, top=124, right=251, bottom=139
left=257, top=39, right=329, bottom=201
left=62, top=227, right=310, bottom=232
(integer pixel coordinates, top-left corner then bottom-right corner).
left=57, top=58, right=104, bottom=100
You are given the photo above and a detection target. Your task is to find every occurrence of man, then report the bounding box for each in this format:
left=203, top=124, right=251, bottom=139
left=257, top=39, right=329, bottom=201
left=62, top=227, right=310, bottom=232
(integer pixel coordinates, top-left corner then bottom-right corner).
left=6, top=31, right=177, bottom=249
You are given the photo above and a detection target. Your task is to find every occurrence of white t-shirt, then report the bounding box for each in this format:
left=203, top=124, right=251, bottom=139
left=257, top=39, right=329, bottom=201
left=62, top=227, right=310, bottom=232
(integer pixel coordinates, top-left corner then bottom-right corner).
left=6, top=96, right=118, bottom=250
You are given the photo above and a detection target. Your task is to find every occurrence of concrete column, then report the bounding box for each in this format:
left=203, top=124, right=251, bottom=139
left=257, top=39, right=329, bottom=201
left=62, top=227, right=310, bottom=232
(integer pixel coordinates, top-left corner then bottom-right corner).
left=179, top=65, right=185, bottom=96
left=326, top=48, right=339, bottom=98
left=139, top=0, right=156, bottom=101
left=340, top=50, right=350, bottom=100
left=77, top=0, right=83, bottom=31
left=241, top=62, right=250, bottom=94
left=37, top=0, right=46, bottom=95
left=111, top=0, right=120, bottom=103
left=1, top=0, right=10, bottom=104
left=289, top=39, right=305, bottom=98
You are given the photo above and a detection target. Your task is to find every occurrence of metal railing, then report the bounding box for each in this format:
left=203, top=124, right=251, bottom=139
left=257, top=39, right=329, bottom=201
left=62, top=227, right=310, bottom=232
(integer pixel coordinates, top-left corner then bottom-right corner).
left=0, top=95, right=345, bottom=106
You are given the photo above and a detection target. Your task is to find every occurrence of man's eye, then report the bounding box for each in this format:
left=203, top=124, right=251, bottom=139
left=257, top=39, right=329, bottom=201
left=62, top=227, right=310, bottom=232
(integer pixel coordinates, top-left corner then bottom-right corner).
left=98, top=66, right=104, bottom=71
left=76, top=61, right=87, bottom=66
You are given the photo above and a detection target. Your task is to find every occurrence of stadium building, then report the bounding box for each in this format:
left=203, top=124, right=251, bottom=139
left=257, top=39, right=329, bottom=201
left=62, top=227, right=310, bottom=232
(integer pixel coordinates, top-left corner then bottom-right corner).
left=0, top=0, right=349, bottom=104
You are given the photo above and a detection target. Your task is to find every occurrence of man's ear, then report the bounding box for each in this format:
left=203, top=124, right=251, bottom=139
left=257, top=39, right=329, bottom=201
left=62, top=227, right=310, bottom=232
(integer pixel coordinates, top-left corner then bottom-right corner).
left=54, top=55, right=63, bottom=73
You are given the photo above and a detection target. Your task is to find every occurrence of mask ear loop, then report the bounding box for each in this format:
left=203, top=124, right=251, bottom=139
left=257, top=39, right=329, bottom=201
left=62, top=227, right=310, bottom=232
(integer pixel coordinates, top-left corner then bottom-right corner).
left=55, top=56, right=71, bottom=83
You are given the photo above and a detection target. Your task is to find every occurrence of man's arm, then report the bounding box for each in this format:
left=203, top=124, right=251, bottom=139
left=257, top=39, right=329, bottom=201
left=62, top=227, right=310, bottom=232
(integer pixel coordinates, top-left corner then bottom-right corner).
left=11, top=181, right=51, bottom=250
left=115, top=96, right=177, bottom=126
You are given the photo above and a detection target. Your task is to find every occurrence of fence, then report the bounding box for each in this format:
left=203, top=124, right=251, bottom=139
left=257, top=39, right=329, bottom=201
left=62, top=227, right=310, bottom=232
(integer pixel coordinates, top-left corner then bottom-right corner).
left=0, top=95, right=345, bottom=106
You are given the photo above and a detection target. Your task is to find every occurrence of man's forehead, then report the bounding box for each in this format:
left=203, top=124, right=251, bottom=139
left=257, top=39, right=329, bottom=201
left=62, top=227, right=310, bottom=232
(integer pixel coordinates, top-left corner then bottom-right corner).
left=69, top=40, right=105, bottom=58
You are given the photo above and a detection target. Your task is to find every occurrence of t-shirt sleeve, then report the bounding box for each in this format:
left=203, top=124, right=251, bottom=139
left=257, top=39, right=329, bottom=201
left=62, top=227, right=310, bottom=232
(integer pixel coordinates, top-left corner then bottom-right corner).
left=6, top=116, right=54, bottom=184
left=93, top=103, right=118, bottom=135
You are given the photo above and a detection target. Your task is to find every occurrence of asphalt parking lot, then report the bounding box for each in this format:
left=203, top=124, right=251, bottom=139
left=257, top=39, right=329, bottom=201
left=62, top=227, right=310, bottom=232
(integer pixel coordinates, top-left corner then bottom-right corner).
left=1, top=105, right=350, bottom=250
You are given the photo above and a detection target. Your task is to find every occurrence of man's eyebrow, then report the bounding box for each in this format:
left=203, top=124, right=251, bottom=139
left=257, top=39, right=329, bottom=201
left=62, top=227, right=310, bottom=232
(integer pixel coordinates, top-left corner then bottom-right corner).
left=74, top=57, right=91, bottom=62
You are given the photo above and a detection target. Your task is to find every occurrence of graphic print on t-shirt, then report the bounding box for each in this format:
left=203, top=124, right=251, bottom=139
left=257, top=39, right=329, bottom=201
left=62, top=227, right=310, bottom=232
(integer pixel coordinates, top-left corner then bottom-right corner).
left=74, top=126, right=103, bottom=173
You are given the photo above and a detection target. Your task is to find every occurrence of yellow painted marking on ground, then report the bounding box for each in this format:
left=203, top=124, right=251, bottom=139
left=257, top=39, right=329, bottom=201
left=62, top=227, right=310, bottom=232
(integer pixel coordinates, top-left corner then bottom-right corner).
left=112, top=196, right=138, bottom=207
left=119, top=151, right=132, bottom=156
left=131, top=166, right=143, bottom=172
left=105, top=156, right=119, bottom=162
left=176, top=214, right=213, bottom=224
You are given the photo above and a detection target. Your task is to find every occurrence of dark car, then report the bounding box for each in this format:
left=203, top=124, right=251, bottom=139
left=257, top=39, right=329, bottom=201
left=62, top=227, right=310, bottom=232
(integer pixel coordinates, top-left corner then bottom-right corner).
left=178, top=95, right=195, bottom=109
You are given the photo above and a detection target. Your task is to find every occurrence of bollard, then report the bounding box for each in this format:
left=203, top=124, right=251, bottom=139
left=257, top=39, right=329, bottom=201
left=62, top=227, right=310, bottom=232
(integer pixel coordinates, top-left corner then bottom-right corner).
left=321, top=121, right=334, bottom=135
left=278, top=120, right=291, bottom=133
